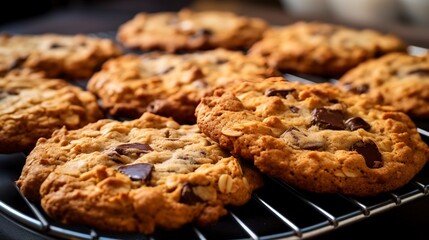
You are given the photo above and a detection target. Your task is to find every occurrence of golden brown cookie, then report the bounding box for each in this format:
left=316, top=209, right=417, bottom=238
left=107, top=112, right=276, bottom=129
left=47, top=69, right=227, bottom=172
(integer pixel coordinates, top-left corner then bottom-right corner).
left=196, top=77, right=428, bottom=196
left=87, top=48, right=277, bottom=123
left=0, top=77, right=103, bottom=153
left=117, top=9, right=268, bottom=52
left=16, top=113, right=263, bottom=234
left=0, top=33, right=122, bottom=79
left=338, top=53, right=429, bottom=118
left=248, top=22, right=407, bottom=77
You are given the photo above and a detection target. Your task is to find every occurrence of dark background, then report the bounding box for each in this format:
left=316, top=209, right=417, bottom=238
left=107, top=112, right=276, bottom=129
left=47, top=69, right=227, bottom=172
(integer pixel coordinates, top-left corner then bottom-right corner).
left=1, top=0, right=428, bottom=47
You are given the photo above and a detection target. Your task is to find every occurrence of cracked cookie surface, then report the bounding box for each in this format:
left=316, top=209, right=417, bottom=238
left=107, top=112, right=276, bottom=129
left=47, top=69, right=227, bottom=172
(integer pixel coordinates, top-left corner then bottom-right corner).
left=17, top=113, right=262, bottom=234
left=88, top=48, right=276, bottom=123
left=248, top=22, right=406, bottom=77
left=338, top=53, right=429, bottom=118
left=117, top=9, right=268, bottom=52
left=0, top=34, right=121, bottom=78
left=0, top=77, right=103, bottom=153
left=196, top=77, right=428, bottom=196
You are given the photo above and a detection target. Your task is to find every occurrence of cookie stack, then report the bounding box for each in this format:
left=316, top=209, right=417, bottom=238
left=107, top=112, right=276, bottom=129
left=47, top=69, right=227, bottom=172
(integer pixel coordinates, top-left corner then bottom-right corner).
left=1, top=8, right=426, bottom=235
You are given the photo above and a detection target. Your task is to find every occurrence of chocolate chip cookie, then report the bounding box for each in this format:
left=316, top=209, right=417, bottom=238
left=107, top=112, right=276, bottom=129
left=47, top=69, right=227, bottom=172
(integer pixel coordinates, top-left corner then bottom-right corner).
left=0, top=33, right=122, bottom=79
left=248, top=22, right=407, bottom=77
left=338, top=53, right=429, bottom=118
left=0, top=77, right=103, bottom=153
left=87, top=48, right=277, bottom=123
left=17, top=112, right=263, bottom=234
left=117, top=9, right=268, bottom=52
left=196, top=77, right=428, bottom=196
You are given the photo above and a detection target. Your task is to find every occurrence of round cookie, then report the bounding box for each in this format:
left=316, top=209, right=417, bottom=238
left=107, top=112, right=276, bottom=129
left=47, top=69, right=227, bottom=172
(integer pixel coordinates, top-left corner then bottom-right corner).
left=117, top=9, right=268, bottom=52
left=0, top=34, right=122, bottom=79
left=196, top=77, right=429, bottom=196
left=87, top=48, right=277, bottom=123
left=16, top=113, right=263, bottom=234
left=248, top=22, right=407, bottom=77
left=0, top=77, right=103, bottom=153
left=338, top=53, right=429, bottom=119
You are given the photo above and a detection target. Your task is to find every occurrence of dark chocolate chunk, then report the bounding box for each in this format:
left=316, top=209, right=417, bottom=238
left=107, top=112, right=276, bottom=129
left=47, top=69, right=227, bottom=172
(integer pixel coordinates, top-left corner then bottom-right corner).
left=8, top=57, right=27, bottom=70
left=179, top=183, right=203, bottom=205
left=192, top=28, right=213, bottom=38
left=350, top=140, right=383, bottom=168
left=265, top=88, right=295, bottom=98
left=345, top=117, right=371, bottom=131
left=311, top=108, right=345, bottom=130
left=281, top=128, right=325, bottom=150
left=0, top=89, right=18, bottom=100
left=407, top=69, right=429, bottom=76
left=49, top=43, right=65, bottom=49
left=343, top=83, right=369, bottom=94
left=290, top=106, right=300, bottom=113
left=118, top=163, right=154, bottom=181
left=328, top=99, right=339, bottom=104
left=215, top=58, right=228, bottom=64
left=103, top=149, right=123, bottom=163
left=114, top=143, right=153, bottom=155
left=0, top=89, right=18, bottom=95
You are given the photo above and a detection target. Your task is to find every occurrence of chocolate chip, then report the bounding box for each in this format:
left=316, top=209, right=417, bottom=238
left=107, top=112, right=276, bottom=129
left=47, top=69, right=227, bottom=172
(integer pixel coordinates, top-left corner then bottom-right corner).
left=311, top=108, right=345, bottom=130
left=329, top=99, right=339, bottom=104
left=407, top=69, right=429, bottom=76
left=179, top=183, right=203, bottom=205
left=118, top=163, right=154, bottom=181
left=343, top=83, right=369, bottom=94
left=0, top=89, right=18, bottom=95
left=114, top=143, right=153, bottom=155
left=0, top=89, right=18, bottom=100
left=350, top=140, right=383, bottom=168
left=265, top=88, right=295, bottom=98
left=103, top=149, right=123, bottom=163
left=192, top=28, right=213, bottom=38
left=345, top=117, right=371, bottom=131
left=49, top=43, right=65, bottom=49
left=281, top=128, right=325, bottom=150
left=290, top=106, right=300, bottom=113
left=215, top=58, right=228, bottom=64
left=8, top=57, right=27, bottom=70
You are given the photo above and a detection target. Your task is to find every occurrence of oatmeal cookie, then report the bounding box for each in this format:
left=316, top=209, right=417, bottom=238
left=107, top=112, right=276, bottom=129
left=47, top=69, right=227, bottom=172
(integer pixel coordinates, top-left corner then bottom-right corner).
left=338, top=53, right=429, bottom=118
left=196, top=77, right=428, bottom=196
left=16, top=113, right=262, bottom=234
left=0, top=77, right=103, bottom=153
left=87, top=48, right=277, bottom=123
left=117, top=9, right=268, bottom=52
left=248, top=22, right=407, bottom=77
left=0, top=33, right=122, bottom=78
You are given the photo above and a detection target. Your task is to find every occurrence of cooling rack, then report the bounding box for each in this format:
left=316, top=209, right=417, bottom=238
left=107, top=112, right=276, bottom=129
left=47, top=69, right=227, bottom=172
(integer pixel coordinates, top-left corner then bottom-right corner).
left=0, top=41, right=428, bottom=240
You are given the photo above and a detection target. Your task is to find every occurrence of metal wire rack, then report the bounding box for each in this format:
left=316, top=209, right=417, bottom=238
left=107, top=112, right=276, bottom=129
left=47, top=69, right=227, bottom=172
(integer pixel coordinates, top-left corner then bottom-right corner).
left=0, top=40, right=428, bottom=240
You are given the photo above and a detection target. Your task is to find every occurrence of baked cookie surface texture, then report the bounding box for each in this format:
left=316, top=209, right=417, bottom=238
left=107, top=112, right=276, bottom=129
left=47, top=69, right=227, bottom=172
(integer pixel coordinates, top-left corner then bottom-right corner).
left=117, top=9, right=268, bottom=52
left=0, top=34, right=122, bottom=78
left=16, top=113, right=262, bottom=234
left=196, top=77, right=428, bottom=196
left=0, top=77, right=103, bottom=153
left=338, top=53, right=429, bottom=118
left=88, top=48, right=276, bottom=123
left=248, top=22, right=406, bottom=77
